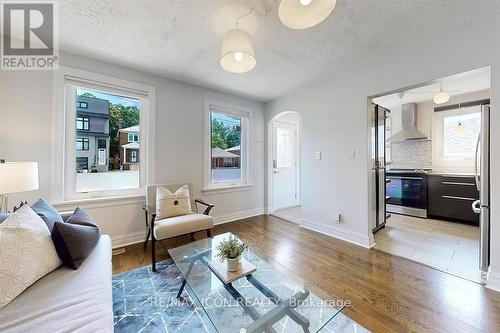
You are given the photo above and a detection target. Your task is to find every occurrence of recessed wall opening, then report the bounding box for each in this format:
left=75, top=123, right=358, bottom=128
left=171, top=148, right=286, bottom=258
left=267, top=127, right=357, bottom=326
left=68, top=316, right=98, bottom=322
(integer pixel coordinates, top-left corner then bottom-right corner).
left=267, top=111, right=301, bottom=223
left=368, top=67, right=490, bottom=284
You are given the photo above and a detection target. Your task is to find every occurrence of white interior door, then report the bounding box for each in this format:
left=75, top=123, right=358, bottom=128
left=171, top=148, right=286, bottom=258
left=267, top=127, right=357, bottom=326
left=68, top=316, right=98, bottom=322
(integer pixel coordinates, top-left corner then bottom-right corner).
left=272, top=121, right=297, bottom=210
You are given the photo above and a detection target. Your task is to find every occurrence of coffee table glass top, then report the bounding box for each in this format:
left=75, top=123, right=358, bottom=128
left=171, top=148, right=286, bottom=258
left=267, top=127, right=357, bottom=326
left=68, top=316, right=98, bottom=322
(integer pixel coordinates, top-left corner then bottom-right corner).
left=168, top=233, right=344, bottom=333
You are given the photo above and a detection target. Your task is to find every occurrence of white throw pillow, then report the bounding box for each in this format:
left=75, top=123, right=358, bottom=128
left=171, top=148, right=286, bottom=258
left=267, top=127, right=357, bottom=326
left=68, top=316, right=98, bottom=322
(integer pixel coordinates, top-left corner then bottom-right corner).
left=156, top=185, right=193, bottom=219
left=0, top=205, right=62, bottom=309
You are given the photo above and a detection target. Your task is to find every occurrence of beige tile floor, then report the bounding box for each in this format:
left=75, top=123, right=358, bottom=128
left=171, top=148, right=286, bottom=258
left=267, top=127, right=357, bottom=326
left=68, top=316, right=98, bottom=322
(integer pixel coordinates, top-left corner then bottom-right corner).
left=374, top=214, right=482, bottom=282
left=272, top=206, right=302, bottom=224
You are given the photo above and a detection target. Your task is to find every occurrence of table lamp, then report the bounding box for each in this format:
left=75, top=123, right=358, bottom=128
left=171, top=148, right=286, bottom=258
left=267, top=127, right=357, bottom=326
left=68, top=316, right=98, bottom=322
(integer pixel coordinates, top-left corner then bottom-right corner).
left=0, top=160, right=39, bottom=213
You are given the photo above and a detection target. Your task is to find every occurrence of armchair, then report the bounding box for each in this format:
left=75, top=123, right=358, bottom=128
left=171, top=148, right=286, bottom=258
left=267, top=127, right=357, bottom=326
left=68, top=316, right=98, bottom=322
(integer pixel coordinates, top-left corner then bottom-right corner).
left=143, top=183, right=214, bottom=272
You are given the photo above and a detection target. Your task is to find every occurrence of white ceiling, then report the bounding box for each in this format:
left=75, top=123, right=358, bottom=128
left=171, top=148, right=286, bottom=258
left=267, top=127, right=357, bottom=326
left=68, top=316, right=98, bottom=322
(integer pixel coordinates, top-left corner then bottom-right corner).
left=372, top=67, right=491, bottom=109
left=59, top=0, right=500, bottom=102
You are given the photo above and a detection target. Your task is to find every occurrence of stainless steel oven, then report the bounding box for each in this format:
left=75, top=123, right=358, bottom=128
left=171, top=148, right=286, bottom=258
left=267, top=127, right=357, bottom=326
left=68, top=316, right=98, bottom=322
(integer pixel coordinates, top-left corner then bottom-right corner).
left=386, top=170, right=428, bottom=218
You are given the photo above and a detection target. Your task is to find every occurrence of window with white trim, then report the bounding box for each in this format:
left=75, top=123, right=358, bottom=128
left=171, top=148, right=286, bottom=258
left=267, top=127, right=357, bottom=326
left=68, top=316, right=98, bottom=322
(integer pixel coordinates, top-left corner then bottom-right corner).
left=204, top=100, right=251, bottom=190
left=443, top=111, right=480, bottom=160
left=63, top=76, right=151, bottom=200
left=128, top=132, right=139, bottom=142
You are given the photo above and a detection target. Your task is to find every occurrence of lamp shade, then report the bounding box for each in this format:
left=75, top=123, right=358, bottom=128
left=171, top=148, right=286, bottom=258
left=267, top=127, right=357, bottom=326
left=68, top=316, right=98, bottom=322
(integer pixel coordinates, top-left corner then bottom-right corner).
left=0, top=162, right=39, bottom=194
left=278, top=0, right=337, bottom=30
left=220, top=29, right=256, bottom=74
left=433, top=91, right=450, bottom=104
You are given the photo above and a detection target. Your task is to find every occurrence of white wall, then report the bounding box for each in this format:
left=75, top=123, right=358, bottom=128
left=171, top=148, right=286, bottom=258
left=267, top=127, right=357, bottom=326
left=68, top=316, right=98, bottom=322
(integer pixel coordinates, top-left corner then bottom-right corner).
left=264, top=14, right=500, bottom=290
left=0, top=51, right=265, bottom=247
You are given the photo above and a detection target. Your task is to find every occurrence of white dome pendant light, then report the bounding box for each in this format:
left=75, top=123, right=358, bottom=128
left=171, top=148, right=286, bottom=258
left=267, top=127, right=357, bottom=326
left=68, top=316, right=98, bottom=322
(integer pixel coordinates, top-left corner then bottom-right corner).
left=278, top=0, right=337, bottom=30
left=220, top=29, right=256, bottom=73
left=433, top=81, right=450, bottom=104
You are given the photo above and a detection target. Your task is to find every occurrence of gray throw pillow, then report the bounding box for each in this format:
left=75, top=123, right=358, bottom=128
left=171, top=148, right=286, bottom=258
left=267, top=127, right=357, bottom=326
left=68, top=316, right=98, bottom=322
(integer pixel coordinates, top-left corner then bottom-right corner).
left=31, top=199, right=64, bottom=231
left=51, top=208, right=100, bottom=270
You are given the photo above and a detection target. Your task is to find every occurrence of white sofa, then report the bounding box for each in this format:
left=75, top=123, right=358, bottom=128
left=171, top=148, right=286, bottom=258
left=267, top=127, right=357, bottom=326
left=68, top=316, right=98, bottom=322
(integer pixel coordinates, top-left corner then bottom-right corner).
left=0, top=212, right=113, bottom=333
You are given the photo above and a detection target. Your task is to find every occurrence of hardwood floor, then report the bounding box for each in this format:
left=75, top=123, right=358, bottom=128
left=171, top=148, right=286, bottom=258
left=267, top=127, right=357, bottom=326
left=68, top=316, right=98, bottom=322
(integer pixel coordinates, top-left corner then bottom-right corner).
left=112, top=215, right=500, bottom=333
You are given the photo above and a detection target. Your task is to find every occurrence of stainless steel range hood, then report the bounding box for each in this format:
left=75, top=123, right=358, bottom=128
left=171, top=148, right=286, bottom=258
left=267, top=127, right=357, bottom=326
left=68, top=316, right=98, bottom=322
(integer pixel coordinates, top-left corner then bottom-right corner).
left=388, top=103, right=428, bottom=142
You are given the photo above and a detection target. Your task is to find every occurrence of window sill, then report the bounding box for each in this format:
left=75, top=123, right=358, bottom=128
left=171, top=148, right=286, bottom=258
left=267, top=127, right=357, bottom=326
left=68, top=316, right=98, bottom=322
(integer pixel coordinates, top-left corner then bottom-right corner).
left=52, top=194, right=145, bottom=210
left=202, top=183, right=254, bottom=195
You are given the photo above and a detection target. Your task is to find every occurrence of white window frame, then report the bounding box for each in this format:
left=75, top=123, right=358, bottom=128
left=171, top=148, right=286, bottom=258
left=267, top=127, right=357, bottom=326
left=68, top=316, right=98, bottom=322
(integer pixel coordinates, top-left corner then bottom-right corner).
left=128, top=132, right=139, bottom=142
left=432, top=105, right=481, bottom=163
left=203, top=99, right=253, bottom=193
left=51, top=66, right=156, bottom=202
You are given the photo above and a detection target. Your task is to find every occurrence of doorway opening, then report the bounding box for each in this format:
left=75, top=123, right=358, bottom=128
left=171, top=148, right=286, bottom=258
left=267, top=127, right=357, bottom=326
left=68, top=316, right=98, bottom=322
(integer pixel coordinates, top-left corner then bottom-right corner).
left=369, top=68, right=490, bottom=284
left=268, top=112, right=301, bottom=222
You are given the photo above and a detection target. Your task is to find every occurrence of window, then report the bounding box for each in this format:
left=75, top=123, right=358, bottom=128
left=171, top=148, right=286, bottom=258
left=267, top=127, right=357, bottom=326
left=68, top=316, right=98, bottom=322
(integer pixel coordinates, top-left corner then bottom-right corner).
left=205, top=100, right=251, bottom=190
left=76, top=138, right=89, bottom=150
left=62, top=75, right=152, bottom=199
left=131, top=150, right=137, bottom=163
left=443, top=112, right=480, bottom=160
left=128, top=133, right=139, bottom=142
left=76, top=117, right=89, bottom=130
left=77, top=101, right=88, bottom=109
left=76, top=157, right=88, bottom=171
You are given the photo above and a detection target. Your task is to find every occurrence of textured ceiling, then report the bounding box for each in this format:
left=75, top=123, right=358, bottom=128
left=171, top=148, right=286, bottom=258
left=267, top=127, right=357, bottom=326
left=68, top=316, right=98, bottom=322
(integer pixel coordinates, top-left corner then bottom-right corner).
left=59, top=0, right=500, bottom=102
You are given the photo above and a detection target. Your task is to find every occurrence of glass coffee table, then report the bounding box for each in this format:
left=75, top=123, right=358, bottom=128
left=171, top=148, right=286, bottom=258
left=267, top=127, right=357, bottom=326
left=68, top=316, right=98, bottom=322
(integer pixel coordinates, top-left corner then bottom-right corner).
left=169, top=233, right=345, bottom=333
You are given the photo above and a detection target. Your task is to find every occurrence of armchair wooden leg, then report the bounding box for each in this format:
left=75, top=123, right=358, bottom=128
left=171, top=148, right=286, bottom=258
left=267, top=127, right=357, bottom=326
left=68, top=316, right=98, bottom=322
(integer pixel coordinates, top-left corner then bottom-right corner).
left=151, top=235, right=156, bottom=272
left=207, top=228, right=212, bottom=238
left=143, top=229, right=151, bottom=249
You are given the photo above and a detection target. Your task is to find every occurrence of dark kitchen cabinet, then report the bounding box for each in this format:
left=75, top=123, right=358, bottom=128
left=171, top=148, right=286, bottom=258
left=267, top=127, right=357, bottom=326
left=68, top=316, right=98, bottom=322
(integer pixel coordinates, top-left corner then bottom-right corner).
left=427, top=175, right=479, bottom=225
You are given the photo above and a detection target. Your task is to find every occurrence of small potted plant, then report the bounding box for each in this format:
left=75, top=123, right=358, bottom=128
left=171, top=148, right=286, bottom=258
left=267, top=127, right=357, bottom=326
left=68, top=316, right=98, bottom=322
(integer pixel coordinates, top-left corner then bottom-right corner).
left=216, top=235, right=248, bottom=272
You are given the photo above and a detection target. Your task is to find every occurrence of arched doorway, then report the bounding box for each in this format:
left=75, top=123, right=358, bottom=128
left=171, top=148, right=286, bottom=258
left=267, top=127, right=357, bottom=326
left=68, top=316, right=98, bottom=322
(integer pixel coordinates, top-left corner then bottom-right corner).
left=267, top=111, right=301, bottom=218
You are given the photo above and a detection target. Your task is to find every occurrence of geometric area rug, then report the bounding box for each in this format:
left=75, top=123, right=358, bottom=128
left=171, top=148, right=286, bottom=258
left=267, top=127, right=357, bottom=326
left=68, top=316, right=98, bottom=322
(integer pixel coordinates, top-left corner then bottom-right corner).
left=112, top=260, right=214, bottom=333
left=113, top=260, right=370, bottom=333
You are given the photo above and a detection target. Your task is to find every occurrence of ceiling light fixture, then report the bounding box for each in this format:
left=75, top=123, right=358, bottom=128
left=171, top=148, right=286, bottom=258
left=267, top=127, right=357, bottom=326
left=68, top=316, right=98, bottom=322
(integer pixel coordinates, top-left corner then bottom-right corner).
left=278, top=0, right=337, bottom=29
left=220, top=29, right=256, bottom=73
left=433, top=81, right=450, bottom=104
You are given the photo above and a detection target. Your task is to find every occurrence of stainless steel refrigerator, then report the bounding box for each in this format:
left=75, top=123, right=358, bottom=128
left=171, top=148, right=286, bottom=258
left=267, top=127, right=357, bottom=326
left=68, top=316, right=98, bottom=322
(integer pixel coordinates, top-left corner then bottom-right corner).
left=371, top=104, right=389, bottom=233
left=472, top=104, right=490, bottom=278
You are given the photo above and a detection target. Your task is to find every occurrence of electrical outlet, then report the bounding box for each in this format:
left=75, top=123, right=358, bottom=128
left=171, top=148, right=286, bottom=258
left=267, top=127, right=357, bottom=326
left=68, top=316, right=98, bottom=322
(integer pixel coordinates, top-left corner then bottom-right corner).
left=336, top=213, right=342, bottom=223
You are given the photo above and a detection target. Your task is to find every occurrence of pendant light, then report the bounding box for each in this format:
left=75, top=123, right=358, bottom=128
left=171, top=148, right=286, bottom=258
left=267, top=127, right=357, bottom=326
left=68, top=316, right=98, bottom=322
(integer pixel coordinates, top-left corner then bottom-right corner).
left=455, top=95, right=465, bottom=134
left=433, top=81, right=450, bottom=104
left=278, top=0, right=337, bottom=30
left=220, top=29, right=256, bottom=73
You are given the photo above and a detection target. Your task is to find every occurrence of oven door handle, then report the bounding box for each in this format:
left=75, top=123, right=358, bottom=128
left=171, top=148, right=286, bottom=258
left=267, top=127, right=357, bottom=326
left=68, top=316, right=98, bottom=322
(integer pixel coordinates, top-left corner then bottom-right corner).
left=386, top=176, right=423, bottom=180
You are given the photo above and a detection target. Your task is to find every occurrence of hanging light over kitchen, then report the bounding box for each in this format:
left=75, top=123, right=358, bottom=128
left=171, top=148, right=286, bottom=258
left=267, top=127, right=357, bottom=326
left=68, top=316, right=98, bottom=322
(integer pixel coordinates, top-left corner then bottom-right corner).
left=433, top=81, right=450, bottom=104
left=220, top=29, right=256, bottom=73
left=456, top=121, right=465, bottom=134
left=278, top=0, right=337, bottom=30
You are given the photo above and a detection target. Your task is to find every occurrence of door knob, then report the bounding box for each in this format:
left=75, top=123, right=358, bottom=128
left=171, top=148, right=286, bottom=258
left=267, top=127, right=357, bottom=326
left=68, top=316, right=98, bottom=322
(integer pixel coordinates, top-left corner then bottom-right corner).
left=472, top=200, right=481, bottom=214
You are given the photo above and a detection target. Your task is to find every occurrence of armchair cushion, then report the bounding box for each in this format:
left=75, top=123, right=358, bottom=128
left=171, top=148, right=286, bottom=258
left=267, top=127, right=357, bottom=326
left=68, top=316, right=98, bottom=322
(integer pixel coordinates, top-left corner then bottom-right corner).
left=153, top=213, right=213, bottom=240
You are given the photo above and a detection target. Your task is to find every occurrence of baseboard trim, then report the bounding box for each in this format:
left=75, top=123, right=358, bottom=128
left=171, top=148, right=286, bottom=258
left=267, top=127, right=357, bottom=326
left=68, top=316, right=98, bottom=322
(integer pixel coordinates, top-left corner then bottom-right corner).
left=487, top=270, right=500, bottom=292
left=111, top=230, right=145, bottom=249
left=300, top=217, right=372, bottom=249
left=110, top=207, right=265, bottom=248
left=214, top=208, right=265, bottom=225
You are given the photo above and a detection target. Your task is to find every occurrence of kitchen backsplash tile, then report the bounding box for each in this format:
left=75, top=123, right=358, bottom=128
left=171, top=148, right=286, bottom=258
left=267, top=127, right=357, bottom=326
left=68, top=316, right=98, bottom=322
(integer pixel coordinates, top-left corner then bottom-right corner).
left=390, top=140, right=432, bottom=169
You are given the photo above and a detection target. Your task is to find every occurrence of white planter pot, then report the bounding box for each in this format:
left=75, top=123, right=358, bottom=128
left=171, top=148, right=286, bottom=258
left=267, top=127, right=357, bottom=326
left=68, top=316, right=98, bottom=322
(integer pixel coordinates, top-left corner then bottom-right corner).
left=227, top=256, right=241, bottom=272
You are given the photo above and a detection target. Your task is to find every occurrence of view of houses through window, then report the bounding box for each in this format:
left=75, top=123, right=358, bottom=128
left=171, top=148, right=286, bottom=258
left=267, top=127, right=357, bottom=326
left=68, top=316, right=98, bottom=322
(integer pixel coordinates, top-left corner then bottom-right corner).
left=74, top=88, right=141, bottom=192
left=211, top=112, right=242, bottom=183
